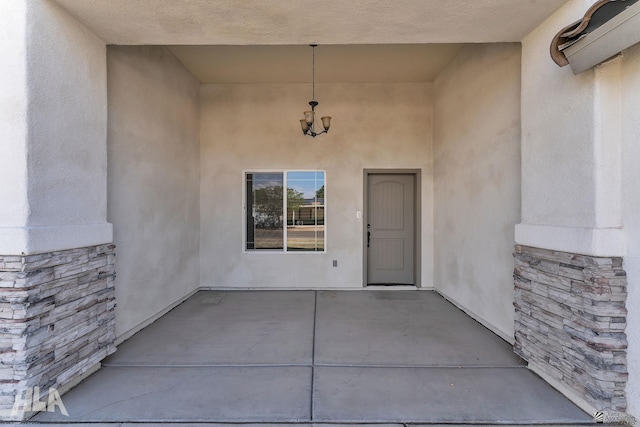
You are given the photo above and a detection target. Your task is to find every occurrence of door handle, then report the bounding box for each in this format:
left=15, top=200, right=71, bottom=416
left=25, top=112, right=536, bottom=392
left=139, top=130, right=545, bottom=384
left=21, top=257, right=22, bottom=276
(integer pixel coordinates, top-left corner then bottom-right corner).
left=367, top=224, right=371, bottom=248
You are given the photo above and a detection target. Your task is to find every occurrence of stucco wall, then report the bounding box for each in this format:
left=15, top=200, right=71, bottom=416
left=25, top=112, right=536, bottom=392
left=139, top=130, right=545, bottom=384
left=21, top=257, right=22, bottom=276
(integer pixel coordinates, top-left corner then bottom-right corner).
left=432, top=44, right=522, bottom=342
left=521, top=0, right=596, bottom=229
left=200, top=83, right=433, bottom=288
left=622, top=42, right=640, bottom=419
left=107, top=46, right=200, bottom=338
left=519, top=0, right=637, bottom=416
left=517, top=0, right=624, bottom=256
left=0, top=1, right=28, bottom=236
left=0, top=0, right=112, bottom=254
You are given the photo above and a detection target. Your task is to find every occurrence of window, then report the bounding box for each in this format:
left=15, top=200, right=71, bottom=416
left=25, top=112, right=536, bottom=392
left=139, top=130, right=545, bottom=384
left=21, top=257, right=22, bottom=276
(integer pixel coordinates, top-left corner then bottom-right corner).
left=245, top=171, right=325, bottom=252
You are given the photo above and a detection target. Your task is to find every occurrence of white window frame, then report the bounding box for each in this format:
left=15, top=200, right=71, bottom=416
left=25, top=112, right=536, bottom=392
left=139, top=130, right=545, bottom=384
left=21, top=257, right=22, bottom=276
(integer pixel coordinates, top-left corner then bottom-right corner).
left=242, top=169, right=327, bottom=254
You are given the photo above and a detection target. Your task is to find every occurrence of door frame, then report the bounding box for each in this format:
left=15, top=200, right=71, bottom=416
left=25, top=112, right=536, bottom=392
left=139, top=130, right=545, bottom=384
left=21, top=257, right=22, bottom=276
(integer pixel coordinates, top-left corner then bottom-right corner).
left=363, top=169, right=422, bottom=288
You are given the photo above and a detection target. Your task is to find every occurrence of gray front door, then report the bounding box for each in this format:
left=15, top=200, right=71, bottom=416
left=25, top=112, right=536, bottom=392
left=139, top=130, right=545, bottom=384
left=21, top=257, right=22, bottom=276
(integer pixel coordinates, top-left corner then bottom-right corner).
left=366, top=174, right=415, bottom=285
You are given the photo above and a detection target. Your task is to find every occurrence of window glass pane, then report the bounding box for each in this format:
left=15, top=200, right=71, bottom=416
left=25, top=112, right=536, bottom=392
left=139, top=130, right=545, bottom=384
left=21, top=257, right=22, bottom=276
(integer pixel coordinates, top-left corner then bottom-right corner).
left=287, top=171, right=325, bottom=251
left=246, top=173, right=283, bottom=250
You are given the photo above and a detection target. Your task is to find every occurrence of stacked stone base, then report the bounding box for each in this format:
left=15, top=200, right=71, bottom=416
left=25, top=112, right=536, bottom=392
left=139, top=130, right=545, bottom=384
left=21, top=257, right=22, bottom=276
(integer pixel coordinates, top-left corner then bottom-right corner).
left=0, top=245, right=116, bottom=420
left=514, top=245, right=627, bottom=412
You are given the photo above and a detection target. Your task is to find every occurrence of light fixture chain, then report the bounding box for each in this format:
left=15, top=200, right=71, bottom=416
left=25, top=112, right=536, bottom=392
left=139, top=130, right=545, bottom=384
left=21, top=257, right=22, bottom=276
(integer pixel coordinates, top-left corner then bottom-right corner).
left=312, top=45, right=315, bottom=101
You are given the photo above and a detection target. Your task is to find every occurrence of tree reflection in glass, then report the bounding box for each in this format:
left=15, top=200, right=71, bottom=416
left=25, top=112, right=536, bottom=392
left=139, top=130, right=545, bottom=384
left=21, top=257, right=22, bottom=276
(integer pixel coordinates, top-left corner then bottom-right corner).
left=287, top=171, right=325, bottom=251
left=246, top=173, right=284, bottom=250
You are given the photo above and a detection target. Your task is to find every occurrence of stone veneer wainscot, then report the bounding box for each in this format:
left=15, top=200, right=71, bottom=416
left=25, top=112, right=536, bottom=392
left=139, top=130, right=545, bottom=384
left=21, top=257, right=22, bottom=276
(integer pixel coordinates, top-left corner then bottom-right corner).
left=514, top=245, right=628, bottom=412
left=0, top=245, right=116, bottom=420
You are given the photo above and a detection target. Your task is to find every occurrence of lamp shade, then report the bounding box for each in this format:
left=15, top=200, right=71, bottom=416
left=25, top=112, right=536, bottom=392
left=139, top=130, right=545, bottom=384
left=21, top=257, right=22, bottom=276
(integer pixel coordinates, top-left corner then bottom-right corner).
left=304, top=110, right=315, bottom=126
left=321, top=116, right=331, bottom=131
left=300, top=119, right=309, bottom=133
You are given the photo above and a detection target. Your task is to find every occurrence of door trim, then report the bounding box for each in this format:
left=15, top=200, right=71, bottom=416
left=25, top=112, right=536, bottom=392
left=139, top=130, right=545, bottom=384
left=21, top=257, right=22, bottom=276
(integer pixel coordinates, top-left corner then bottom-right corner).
left=363, top=169, right=421, bottom=288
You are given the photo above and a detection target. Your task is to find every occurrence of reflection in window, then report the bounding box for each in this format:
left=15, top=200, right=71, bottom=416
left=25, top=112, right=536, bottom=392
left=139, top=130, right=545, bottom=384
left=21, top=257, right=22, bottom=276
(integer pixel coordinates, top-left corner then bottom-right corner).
left=287, top=171, right=324, bottom=251
left=246, top=173, right=284, bottom=250
left=245, top=171, right=325, bottom=252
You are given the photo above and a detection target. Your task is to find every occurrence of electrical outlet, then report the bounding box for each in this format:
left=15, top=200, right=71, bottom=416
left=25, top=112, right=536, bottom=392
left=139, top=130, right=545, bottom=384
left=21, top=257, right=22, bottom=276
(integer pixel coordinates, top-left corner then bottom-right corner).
left=332, top=260, right=338, bottom=267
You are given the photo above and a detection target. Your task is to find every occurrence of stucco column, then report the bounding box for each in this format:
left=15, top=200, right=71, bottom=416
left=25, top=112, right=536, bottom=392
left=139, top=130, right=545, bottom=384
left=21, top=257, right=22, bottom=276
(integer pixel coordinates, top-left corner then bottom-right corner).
left=0, top=1, right=115, bottom=420
left=0, top=0, right=112, bottom=255
left=515, top=0, right=629, bottom=417
left=517, top=0, right=624, bottom=258
left=0, top=1, right=29, bottom=251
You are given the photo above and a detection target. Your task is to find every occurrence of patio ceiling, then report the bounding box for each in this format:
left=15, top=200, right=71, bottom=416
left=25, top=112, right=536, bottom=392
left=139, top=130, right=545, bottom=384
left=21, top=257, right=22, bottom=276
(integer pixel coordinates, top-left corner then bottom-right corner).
left=52, top=0, right=569, bottom=83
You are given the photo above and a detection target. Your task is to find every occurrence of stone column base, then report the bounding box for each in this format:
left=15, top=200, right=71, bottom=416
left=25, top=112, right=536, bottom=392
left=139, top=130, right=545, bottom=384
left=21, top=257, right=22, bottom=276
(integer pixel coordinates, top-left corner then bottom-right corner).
left=0, top=244, right=116, bottom=420
left=514, top=245, right=627, bottom=412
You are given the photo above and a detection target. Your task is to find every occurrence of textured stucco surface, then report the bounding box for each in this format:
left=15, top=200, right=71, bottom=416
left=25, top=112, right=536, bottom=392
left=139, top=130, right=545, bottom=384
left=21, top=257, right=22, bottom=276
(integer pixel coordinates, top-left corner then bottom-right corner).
left=517, top=0, right=625, bottom=257
left=433, top=44, right=521, bottom=342
left=521, top=0, right=597, bottom=229
left=0, top=1, right=29, bottom=232
left=107, top=46, right=200, bottom=338
left=52, top=0, right=567, bottom=45
left=200, top=82, right=433, bottom=289
left=0, top=0, right=112, bottom=254
left=622, top=42, right=640, bottom=420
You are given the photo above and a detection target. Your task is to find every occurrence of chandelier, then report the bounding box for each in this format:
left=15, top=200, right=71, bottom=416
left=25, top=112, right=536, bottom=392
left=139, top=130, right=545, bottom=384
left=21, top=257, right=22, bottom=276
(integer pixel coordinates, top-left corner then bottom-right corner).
left=300, top=44, right=331, bottom=138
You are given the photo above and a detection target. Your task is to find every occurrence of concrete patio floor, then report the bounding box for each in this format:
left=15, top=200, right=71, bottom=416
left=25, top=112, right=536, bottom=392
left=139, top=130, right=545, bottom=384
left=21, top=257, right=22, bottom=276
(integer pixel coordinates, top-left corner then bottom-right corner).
left=28, top=290, right=594, bottom=426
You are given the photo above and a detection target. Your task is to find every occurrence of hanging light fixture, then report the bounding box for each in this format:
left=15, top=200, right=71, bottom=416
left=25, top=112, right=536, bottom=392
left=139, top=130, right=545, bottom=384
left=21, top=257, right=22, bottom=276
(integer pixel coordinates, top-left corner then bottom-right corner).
left=300, top=44, right=331, bottom=138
